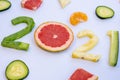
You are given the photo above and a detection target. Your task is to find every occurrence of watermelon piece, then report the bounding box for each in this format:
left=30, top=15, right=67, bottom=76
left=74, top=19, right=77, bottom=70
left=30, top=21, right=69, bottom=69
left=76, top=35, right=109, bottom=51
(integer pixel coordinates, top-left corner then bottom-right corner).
left=21, top=0, right=43, bottom=10
left=34, top=21, right=74, bottom=52
left=69, top=68, right=98, bottom=80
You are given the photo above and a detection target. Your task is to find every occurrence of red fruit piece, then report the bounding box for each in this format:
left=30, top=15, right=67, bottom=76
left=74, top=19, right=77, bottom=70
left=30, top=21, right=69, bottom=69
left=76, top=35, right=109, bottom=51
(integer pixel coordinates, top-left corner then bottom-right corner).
left=21, top=0, right=43, bottom=10
left=34, top=21, right=74, bottom=52
left=69, top=68, right=98, bottom=80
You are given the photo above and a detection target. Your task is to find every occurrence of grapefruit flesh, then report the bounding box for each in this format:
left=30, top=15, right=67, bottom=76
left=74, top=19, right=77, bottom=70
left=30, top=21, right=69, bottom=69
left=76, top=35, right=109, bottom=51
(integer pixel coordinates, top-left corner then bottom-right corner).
left=38, top=24, right=69, bottom=47
left=34, top=22, right=74, bottom=52
left=69, top=68, right=98, bottom=80
left=21, top=0, right=43, bottom=10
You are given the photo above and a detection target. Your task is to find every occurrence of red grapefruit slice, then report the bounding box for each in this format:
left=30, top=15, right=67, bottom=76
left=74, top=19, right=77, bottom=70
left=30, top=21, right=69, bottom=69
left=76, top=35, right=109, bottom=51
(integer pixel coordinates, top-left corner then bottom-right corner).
left=34, top=21, right=74, bottom=52
left=69, top=68, right=98, bottom=80
left=21, top=0, right=43, bottom=10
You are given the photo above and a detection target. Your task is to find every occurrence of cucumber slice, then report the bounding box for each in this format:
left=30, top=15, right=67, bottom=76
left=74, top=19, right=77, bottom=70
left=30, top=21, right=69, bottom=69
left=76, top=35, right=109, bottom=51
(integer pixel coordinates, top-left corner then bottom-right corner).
left=0, top=0, right=11, bottom=12
left=5, top=60, right=29, bottom=80
left=95, top=6, right=114, bottom=19
left=107, top=30, right=119, bottom=66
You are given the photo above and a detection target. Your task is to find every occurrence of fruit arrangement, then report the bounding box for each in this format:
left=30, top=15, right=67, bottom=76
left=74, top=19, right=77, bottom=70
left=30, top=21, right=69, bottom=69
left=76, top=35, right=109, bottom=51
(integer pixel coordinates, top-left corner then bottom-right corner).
left=0, top=0, right=120, bottom=80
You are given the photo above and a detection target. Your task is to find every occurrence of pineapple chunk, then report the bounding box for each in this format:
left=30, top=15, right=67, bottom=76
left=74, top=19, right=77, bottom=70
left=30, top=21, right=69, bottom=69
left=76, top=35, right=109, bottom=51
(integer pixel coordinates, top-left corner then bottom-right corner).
left=59, top=0, right=71, bottom=8
left=77, top=30, right=99, bottom=52
left=72, top=30, right=101, bottom=62
left=72, top=51, right=101, bottom=62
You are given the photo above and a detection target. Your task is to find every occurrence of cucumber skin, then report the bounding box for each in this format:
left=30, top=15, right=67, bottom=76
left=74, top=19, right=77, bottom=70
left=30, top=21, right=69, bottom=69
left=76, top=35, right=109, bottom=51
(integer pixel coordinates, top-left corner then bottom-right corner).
left=109, top=31, right=119, bottom=66
left=0, top=0, right=11, bottom=12
left=5, top=60, right=29, bottom=80
left=95, top=6, right=114, bottom=19
left=1, top=16, right=35, bottom=51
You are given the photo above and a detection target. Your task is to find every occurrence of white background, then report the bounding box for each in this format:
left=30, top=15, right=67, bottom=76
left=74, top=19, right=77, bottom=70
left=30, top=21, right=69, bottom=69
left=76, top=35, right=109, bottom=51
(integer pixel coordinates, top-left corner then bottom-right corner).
left=0, top=0, right=120, bottom=80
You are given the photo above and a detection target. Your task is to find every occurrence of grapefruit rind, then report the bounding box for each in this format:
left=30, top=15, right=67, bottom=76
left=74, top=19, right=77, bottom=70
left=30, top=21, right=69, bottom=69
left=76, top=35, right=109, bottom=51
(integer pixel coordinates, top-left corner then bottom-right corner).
left=34, top=21, right=74, bottom=52
left=88, top=76, right=99, bottom=80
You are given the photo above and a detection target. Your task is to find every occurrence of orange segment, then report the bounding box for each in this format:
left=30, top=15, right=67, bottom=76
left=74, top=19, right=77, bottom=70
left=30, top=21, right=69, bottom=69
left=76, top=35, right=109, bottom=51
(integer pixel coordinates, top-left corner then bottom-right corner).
left=70, top=12, right=88, bottom=26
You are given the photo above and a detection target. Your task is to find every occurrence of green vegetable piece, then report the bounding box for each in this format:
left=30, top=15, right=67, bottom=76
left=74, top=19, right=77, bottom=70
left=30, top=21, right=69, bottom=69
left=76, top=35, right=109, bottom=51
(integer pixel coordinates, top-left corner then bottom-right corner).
left=95, top=6, right=114, bottom=19
left=1, top=16, right=35, bottom=50
left=107, top=30, right=119, bottom=66
left=5, top=60, right=29, bottom=80
left=0, top=0, right=11, bottom=12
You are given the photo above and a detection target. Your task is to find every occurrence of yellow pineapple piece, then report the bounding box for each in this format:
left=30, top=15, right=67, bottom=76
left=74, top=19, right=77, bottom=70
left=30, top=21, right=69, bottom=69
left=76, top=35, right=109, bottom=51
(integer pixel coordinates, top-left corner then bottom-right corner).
left=59, top=0, right=71, bottom=8
left=77, top=30, right=99, bottom=52
left=72, top=30, right=101, bottom=62
left=72, top=51, right=101, bottom=62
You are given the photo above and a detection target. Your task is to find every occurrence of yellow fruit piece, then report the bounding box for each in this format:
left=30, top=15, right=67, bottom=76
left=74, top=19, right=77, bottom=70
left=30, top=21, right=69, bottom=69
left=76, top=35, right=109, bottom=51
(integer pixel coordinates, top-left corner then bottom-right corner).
left=107, top=30, right=112, bottom=36
left=72, top=51, right=101, bottom=62
left=72, top=30, right=101, bottom=62
left=70, top=12, right=88, bottom=26
left=77, top=30, right=99, bottom=52
left=59, top=0, right=71, bottom=8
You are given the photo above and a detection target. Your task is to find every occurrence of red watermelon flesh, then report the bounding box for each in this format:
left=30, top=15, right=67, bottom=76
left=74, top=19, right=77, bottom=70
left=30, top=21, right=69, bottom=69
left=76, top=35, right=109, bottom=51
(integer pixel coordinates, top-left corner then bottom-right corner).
left=38, top=24, right=70, bottom=47
left=69, top=69, right=98, bottom=80
left=22, top=0, right=43, bottom=10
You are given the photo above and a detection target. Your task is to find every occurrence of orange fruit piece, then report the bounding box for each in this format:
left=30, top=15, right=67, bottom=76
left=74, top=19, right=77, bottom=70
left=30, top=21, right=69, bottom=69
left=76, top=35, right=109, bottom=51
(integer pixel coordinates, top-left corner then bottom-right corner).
left=70, top=12, right=88, bottom=26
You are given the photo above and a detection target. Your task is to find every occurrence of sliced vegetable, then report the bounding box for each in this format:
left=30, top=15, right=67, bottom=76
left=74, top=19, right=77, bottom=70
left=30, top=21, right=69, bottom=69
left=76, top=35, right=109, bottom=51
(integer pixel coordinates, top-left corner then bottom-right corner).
left=107, top=30, right=119, bottom=66
left=70, top=12, right=88, bottom=26
left=5, top=60, right=29, bottom=80
left=0, top=0, right=11, bottom=12
left=1, top=16, right=35, bottom=51
left=95, top=6, right=114, bottom=19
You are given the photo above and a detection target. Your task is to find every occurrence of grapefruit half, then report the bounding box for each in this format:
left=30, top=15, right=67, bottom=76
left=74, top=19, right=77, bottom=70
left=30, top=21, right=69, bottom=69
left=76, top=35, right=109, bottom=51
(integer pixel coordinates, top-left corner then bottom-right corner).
left=34, top=21, right=74, bottom=52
